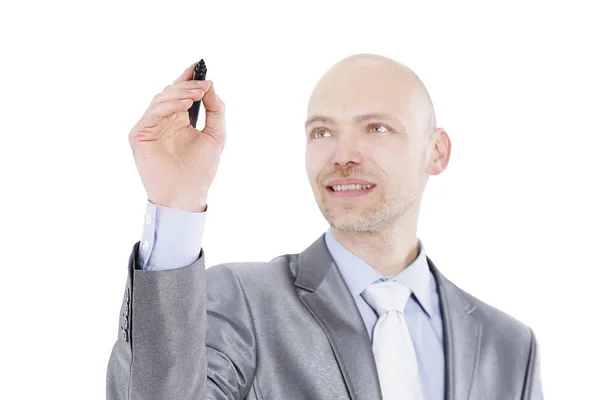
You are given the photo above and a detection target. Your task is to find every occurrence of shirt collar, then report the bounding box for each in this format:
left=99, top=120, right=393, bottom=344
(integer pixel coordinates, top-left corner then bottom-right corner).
left=325, top=228, right=436, bottom=318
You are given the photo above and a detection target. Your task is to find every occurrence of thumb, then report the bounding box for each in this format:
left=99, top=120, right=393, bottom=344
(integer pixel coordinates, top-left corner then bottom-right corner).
left=202, top=81, right=226, bottom=135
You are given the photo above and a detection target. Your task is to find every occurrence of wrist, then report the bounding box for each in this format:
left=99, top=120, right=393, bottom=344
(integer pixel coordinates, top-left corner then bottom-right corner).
left=149, top=197, right=207, bottom=213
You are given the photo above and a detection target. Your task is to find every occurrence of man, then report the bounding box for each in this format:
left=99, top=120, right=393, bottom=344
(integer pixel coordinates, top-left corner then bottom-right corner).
left=106, top=54, right=543, bottom=399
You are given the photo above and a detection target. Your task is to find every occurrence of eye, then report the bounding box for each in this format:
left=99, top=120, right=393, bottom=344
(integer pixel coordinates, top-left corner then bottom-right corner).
left=369, top=123, right=390, bottom=134
left=312, top=129, right=332, bottom=139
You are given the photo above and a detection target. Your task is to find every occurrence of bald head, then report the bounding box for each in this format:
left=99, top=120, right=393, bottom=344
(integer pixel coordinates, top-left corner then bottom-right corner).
left=307, top=54, right=437, bottom=138
left=304, top=54, right=450, bottom=236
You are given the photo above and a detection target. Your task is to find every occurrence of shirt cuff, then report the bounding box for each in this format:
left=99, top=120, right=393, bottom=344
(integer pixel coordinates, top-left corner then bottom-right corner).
left=137, top=199, right=207, bottom=270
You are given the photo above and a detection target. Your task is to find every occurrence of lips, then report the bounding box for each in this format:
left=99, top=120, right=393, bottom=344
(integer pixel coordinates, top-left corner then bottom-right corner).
left=329, top=183, right=373, bottom=192
left=325, top=183, right=376, bottom=198
left=325, top=178, right=376, bottom=187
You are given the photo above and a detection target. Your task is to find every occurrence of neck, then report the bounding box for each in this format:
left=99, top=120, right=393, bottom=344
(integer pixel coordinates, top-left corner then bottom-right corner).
left=330, top=212, right=420, bottom=277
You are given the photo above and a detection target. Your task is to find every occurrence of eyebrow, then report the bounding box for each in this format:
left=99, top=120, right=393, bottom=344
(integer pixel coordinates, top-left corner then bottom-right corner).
left=304, top=113, right=404, bottom=129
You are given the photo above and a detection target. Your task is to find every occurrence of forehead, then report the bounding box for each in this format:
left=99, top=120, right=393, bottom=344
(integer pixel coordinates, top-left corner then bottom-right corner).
left=307, top=62, right=416, bottom=123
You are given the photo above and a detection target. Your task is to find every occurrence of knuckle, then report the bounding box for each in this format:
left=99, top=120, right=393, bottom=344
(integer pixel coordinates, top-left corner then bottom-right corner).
left=181, top=81, right=195, bottom=88
left=129, top=126, right=148, bottom=145
left=191, top=80, right=210, bottom=90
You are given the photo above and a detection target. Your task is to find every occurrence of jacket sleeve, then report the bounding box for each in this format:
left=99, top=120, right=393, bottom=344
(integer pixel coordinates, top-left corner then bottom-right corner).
left=106, top=241, right=257, bottom=400
left=521, top=328, right=544, bottom=400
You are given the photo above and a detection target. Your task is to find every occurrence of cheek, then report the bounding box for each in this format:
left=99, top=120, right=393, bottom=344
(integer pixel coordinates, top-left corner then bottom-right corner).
left=305, top=144, right=330, bottom=183
left=371, top=147, right=419, bottom=186
left=372, top=145, right=410, bottom=170
left=377, top=139, right=422, bottom=167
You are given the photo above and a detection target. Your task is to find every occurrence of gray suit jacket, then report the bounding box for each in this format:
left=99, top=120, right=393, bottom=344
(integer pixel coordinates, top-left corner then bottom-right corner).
left=107, top=234, right=543, bottom=399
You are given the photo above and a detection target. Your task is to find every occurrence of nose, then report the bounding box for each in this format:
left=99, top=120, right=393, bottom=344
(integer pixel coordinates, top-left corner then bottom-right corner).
left=331, top=132, right=363, bottom=168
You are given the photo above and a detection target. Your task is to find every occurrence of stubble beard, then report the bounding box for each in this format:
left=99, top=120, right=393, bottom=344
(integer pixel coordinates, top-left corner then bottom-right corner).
left=319, top=186, right=420, bottom=233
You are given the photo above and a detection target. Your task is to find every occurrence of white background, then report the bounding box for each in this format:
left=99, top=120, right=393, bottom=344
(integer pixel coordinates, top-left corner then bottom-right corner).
left=1, top=1, right=598, bottom=398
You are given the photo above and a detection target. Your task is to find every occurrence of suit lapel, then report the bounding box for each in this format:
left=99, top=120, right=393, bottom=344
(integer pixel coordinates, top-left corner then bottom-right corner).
left=293, top=234, right=382, bottom=400
left=291, top=235, right=482, bottom=400
left=428, top=258, right=482, bottom=400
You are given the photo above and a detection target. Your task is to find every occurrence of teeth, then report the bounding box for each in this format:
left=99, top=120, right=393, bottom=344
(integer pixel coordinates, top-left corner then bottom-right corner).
left=331, top=184, right=373, bottom=192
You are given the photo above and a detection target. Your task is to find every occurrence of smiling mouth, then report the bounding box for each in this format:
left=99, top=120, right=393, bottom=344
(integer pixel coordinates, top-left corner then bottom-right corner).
left=328, top=183, right=374, bottom=192
left=326, top=183, right=376, bottom=197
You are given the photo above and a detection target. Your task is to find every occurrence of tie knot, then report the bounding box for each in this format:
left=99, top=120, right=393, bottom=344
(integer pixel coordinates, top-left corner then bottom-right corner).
left=362, top=280, right=412, bottom=316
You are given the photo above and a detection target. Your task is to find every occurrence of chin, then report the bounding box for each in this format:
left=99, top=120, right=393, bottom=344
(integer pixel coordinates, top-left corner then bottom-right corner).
left=331, top=220, right=380, bottom=233
left=326, top=212, right=381, bottom=233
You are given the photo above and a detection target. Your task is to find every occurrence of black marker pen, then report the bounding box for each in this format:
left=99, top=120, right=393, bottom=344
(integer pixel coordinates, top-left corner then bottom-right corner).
left=188, top=59, right=207, bottom=129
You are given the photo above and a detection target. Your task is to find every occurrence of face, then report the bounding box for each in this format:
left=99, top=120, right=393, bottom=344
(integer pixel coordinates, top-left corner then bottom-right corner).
left=305, top=59, right=432, bottom=232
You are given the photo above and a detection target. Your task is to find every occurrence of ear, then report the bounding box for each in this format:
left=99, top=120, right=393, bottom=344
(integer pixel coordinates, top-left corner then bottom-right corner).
left=426, top=128, right=451, bottom=175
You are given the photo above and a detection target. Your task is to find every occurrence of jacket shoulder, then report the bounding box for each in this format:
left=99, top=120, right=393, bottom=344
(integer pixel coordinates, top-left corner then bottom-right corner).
left=454, top=282, right=534, bottom=345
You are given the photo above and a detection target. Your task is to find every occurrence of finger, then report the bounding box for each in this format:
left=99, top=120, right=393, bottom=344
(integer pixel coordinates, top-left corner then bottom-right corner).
left=143, top=99, right=193, bottom=127
left=173, top=61, right=200, bottom=84
left=153, top=88, right=206, bottom=105
left=163, top=79, right=212, bottom=93
left=201, top=81, right=226, bottom=134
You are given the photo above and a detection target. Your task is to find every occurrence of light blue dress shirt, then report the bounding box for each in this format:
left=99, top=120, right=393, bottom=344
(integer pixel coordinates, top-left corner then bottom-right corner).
left=136, top=200, right=445, bottom=400
left=324, top=229, right=445, bottom=400
left=137, top=200, right=206, bottom=270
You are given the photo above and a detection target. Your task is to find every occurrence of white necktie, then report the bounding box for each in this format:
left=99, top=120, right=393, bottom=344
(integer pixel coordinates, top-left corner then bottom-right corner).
left=362, top=280, right=423, bottom=400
